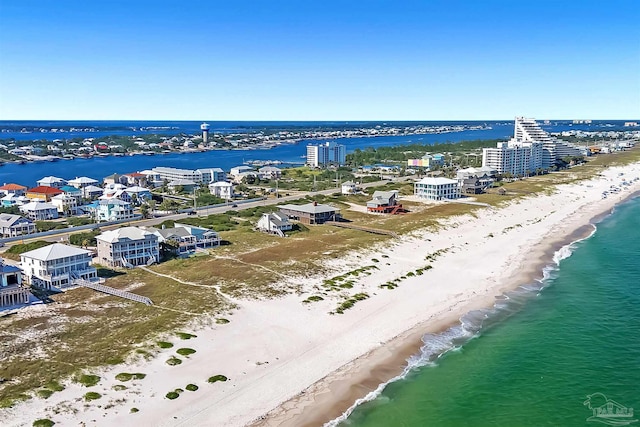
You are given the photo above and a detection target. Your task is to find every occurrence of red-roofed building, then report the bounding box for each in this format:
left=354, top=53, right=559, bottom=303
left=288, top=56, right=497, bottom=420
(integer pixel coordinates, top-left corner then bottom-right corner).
left=0, top=183, right=28, bottom=197
left=122, top=172, right=148, bottom=187
left=26, top=186, right=64, bottom=202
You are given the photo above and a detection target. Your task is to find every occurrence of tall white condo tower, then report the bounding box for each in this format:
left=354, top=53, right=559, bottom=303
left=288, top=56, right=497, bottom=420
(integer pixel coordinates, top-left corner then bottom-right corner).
left=200, top=123, right=210, bottom=143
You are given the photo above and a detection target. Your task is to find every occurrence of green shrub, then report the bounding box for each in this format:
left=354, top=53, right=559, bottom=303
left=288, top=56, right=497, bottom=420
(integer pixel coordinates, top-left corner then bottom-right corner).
left=157, top=341, right=173, bottom=348
left=207, top=375, right=228, bottom=383
left=83, top=392, right=101, bottom=401
left=115, top=373, right=133, bottom=382
left=166, top=357, right=182, bottom=366
left=215, top=318, right=230, bottom=324
left=176, top=332, right=197, bottom=340
left=32, top=419, right=55, bottom=427
left=176, top=348, right=196, bottom=356
left=36, top=389, right=53, bottom=399
left=74, top=374, right=100, bottom=387
left=44, top=380, right=65, bottom=392
left=186, top=384, right=199, bottom=391
left=112, top=385, right=127, bottom=391
left=165, top=391, right=179, bottom=400
left=130, top=407, right=139, bottom=413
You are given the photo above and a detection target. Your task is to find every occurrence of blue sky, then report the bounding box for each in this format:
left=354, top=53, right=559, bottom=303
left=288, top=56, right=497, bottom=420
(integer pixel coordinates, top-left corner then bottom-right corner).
left=0, top=0, right=638, bottom=120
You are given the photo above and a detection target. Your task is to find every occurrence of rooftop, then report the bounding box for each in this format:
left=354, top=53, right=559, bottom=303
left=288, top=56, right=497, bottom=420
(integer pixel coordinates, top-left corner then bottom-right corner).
left=96, top=227, right=155, bottom=243
left=0, top=183, right=27, bottom=191
left=279, top=202, right=339, bottom=215
left=20, top=243, right=91, bottom=261
left=27, top=186, right=63, bottom=195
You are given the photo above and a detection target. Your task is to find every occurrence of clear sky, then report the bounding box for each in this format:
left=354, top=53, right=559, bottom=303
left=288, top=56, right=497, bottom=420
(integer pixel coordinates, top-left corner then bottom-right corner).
left=0, top=0, right=638, bottom=120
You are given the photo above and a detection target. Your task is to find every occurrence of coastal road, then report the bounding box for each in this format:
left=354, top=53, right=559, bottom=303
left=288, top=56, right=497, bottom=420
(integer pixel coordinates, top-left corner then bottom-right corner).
left=2, top=178, right=404, bottom=248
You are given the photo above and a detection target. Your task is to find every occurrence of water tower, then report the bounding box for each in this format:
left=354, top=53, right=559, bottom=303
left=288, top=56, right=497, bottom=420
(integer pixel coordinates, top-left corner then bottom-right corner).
left=200, top=122, right=210, bottom=143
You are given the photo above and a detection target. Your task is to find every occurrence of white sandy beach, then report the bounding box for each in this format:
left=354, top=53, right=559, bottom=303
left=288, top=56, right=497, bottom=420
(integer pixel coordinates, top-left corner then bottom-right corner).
left=3, top=162, right=640, bottom=427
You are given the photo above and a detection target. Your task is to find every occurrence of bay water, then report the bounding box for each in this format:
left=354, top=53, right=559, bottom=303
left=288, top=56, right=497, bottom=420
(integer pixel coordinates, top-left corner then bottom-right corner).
left=338, top=197, right=640, bottom=427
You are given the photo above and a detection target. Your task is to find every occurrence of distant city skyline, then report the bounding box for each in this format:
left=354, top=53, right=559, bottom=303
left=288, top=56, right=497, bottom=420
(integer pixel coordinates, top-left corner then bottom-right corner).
left=0, top=0, right=638, bottom=121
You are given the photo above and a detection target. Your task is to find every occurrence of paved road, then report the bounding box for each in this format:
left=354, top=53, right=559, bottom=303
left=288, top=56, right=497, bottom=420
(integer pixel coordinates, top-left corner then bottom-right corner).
left=2, top=177, right=406, bottom=247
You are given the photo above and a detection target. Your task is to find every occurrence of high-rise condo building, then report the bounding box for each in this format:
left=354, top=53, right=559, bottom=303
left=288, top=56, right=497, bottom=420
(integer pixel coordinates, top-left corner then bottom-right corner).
left=306, top=142, right=346, bottom=167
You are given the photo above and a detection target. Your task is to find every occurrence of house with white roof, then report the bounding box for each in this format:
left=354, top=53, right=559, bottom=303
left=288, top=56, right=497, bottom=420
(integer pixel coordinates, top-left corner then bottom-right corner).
left=19, top=201, right=59, bottom=220
left=124, top=186, right=152, bottom=204
left=67, top=176, right=99, bottom=189
left=257, top=211, right=292, bottom=237
left=147, top=223, right=220, bottom=255
left=414, top=177, right=460, bottom=200
left=82, top=185, right=104, bottom=200
left=232, top=171, right=258, bottom=184
left=230, top=165, right=254, bottom=177
left=96, top=227, right=159, bottom=268
left=1, top=193, right=29, bottom=208
left=0, top=214, right=36, bottom=238
left=258, top=166, right=282, bottom=180
left=0, top=258, right=30, bottom=308
left=36, top=176, right=67, bottom=188
left=208, top=181, right=234, bottom=199
left=51, top=193, right=79, bottom=216
left=93, top=199, right=135, bottom=222
left=341, top=181, right=357, bottom=195
left=20, top=243, right=97, bottom=289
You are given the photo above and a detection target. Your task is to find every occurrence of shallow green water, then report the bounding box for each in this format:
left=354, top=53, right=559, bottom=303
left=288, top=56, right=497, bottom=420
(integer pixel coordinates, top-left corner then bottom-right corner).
left=341, top=197, right=640, bottom=427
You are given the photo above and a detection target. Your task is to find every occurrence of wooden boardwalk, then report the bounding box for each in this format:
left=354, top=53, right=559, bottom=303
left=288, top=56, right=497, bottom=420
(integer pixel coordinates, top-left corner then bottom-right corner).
left=327, top=221, right=399, bottom=238
left=77, top=279, right=153, bottom=305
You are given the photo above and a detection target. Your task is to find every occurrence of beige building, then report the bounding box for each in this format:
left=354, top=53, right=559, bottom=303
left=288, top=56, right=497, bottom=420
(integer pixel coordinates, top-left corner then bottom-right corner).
left=96, top=227, right=160, bottom=268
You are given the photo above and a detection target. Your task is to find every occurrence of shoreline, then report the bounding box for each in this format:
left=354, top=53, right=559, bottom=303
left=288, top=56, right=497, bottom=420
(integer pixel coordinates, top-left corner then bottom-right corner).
left=251, top=177, right=640, bottom=427
left=2, top=162, right=640, bottom=427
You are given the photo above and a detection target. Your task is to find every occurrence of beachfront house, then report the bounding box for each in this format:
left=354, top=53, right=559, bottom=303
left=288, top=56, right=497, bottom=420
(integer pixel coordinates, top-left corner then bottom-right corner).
left=414, top=177, right=460, bottom=200
left=36, top=176, right=67, bottom=188
left=0, top=183, right=27, bottom=197
left=366, top=190, right=403, bottom=214
left=0, top=258, right=30, bottom=308
left=0, top=214, right=36, bottom=238
left=209, top=181, right=234, bottom=199
left=148, top=223, right=220, bottom=255
left=93, top=199, right=135, bottom=222
left=279, top=202, right=341, bottom=225
left=407, top=153, right=445, bottom=169
left=19, top=201, right=59, bottom=221
left=232, top=171, right=258, bottom=184
left=96, top=227, right=160, bottom=268
left=26, top=186, right=63, bottom=202
left=257, top=211, right=292, bottom=237
left=20, top=243, right=97, bottom=289
left=341, top=181, right=357, bottom=195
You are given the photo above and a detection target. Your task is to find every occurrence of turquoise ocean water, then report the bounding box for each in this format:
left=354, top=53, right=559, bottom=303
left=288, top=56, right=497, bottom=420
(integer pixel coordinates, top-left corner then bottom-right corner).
left=336, top=197, right=640, bottom=427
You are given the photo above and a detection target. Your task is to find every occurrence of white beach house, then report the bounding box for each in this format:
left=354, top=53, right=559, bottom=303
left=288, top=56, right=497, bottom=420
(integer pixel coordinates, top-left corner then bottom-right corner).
left=96, top=227, right=160, bottom=268
left=20, top=243, right=97, bottom=289
left=257, top=211, right=292, bottom=237
left=414, top=177, right=460, bottom=200
left=209, top=181, right=234, bottom=199
left=0, top=214, right=36, bottom=238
